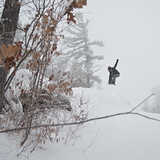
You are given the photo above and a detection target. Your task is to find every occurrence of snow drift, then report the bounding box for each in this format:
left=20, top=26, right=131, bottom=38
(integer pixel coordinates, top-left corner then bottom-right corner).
left=1, top=87, right=160, bottom=160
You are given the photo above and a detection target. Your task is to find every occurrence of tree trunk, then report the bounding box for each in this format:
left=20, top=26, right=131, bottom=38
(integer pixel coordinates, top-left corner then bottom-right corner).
left=86, top=54, right=90, bottom=88
left=0, top=0, right=21, bottom=113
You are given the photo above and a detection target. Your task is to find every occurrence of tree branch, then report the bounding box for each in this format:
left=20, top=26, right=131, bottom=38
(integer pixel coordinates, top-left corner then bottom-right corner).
left=0, top=93, right=157, bottom=133
left=130, top=93, right=154, bottom=112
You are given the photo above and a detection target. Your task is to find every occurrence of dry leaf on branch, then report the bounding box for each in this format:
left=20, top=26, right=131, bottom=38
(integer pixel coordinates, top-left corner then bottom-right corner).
left=67, top=12, right=76, bottom=24
left=1, top=44, right=19, bottom=58
left=72, top=0, right=87, bottom=8
left=46, top=26, right=55, bottom=34
left=49, top=74, right=54, bottom=81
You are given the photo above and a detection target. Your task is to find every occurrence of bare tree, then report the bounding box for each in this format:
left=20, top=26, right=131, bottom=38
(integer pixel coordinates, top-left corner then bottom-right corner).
left=0, top=0, right=87, bottom=113
left=0, top=0, right=88, bottom=151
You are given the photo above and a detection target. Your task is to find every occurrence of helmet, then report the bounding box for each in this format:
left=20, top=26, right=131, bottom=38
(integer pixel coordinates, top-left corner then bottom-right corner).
left=108, top=66, right=112, bottom=70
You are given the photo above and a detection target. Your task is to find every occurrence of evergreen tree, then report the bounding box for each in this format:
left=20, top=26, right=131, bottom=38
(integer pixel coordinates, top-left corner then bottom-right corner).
left=143, top=86, right=160, bottom=113
left=62, top=12, right=104, bottom=88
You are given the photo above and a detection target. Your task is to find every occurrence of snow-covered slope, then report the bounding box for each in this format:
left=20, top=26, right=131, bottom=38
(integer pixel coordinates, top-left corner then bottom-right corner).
left=1, top=87, right=160, bottom=160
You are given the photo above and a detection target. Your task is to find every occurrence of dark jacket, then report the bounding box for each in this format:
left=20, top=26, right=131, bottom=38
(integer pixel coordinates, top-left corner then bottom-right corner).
left=108, top=59, right=120, bottom=75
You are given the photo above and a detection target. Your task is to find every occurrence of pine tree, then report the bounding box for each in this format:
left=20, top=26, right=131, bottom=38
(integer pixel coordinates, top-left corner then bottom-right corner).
left=62, top=12, right=104, bottom=88
left=143, top=86, right=160, bottom=113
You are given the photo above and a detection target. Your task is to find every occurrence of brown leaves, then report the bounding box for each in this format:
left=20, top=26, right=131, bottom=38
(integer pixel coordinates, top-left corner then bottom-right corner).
left=26, top=59, right=38, bottom=70
left=46, top=26, right=55, bottom=34
left=33, top=52, right=40, bottom=59
left=45, top=71, right=74, bottom=95
left=42, top=15, right=49, bottom=25
left=0, top=41, right=23, bottom=70
left=46, top=82, right=72, bottom=95
left=72, top=0, right=87, bottom=8
left=52, top=43, right=57, bottom=51
left=67, top=12, right=76, bottom=24
left=49, top=74, right=54, bottom=81
left=24, top=24, right=30, bottom=31
left=1, top=44, right=18, bottom=58
left=3, top=57, right=16, bottom=70
left=65, top=0, right=87, bottom=24
left=41, top=11, right=57, bottom=35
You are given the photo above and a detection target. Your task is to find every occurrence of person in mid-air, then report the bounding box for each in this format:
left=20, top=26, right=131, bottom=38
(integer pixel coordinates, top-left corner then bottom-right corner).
left=108, top=59, right=120, bottom=85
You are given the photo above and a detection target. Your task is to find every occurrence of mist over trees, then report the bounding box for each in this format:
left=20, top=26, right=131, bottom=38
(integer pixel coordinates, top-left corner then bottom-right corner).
left=62, top=12, right=104, bottom=88
left=0, top=0, right=91, bottom=150
left=142, top=86, right=160, bottom=114
left=0, top=0, right=87, bottom=111
left=1, top=1, right=160, bottom=156
left=0, top=0, right=104, bottom=151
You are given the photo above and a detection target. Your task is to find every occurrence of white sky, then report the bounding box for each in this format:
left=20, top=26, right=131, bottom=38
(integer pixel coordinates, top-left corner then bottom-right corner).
left=81, top=0, right=160, bottom=106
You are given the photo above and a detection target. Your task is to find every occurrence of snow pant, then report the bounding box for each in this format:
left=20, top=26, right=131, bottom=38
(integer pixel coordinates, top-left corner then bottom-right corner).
left=109, top=73, right=120, bottom=84
left=112, top=73, right=120, bottom=84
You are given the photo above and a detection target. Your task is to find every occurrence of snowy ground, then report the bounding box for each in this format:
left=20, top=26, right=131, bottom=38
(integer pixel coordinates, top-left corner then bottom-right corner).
left=1, top=87, right=160, bottom=160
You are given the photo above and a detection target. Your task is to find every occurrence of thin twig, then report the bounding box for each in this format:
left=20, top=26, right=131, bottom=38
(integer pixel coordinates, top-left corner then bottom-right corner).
left=82, top=127, right=99, bottom=153
left=130, top=112, right=160, bottom=122
left=0, top=93, right=158, bottom=133
left=130, top=93, right=154, bottom=112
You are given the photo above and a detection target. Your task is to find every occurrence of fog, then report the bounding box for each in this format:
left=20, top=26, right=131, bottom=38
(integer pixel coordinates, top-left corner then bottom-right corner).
left=81, top=0, right=160, bottom=105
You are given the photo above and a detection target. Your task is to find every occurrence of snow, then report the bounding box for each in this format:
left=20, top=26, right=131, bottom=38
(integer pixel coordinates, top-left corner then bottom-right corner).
left=1, top=86, right=160, bottom=160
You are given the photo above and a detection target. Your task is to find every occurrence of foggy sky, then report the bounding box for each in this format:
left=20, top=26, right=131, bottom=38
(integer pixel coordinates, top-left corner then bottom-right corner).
left=81, top=0, right=160, bottom=105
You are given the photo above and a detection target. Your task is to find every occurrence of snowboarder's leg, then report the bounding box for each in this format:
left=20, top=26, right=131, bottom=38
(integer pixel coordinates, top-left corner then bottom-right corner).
left=108, top=74, right=113, bottom=84
left=112, top=74, right=120, bottom=84
left=112, top=75, right=116, bottom=84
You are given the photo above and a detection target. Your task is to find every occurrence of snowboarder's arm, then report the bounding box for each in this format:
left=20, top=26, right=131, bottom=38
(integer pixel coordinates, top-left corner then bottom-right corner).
left=113, top=59, right=119, bottom=69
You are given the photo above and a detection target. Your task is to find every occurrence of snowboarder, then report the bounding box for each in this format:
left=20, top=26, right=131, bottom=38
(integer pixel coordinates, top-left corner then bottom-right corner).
left=108, top=59, right=120, bottom=85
